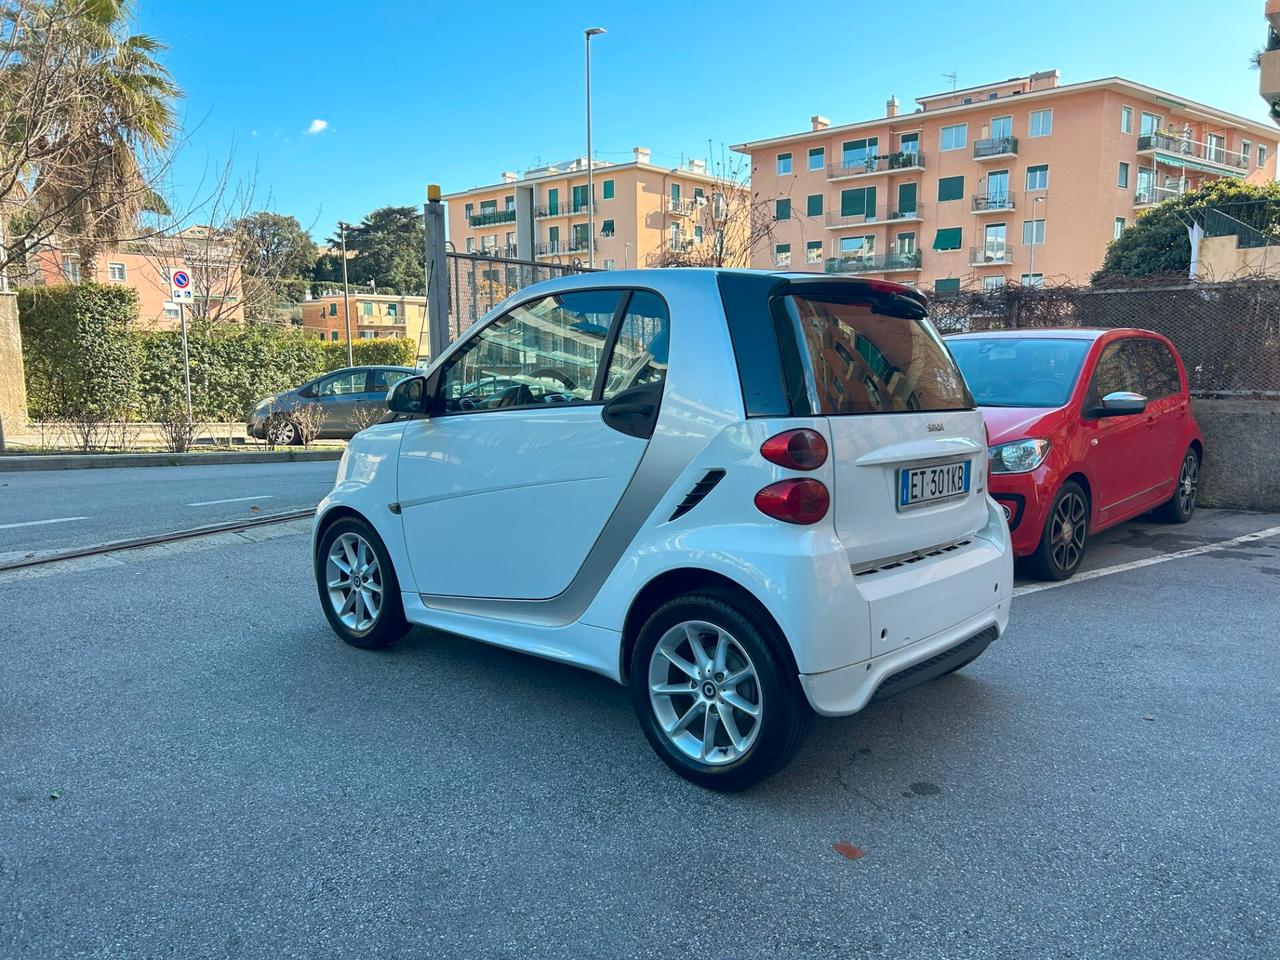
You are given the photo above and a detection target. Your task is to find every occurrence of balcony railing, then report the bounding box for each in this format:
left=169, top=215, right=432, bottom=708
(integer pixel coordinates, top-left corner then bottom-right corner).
left=973, top=136, right=1018, bottom=159
left=668, top=236, right=696, bottom=252
left=1134, top=184, right=1187, bottom=206
left=826, top=151, right=925, bottom=179
left=969, top=244, right=1014, bottom=266
left=468, top=208, right=517, bottom=227
left=535, top=201, right=595, bottom=219
left=824, top=210, right=879, bottom=229
left=824, top=250, right=922, bottom=274
left=1137, top=132, right=1249, bottom=171
left=888, top=202, right=925, bottom=221
left=667, top=197, right=695, bottom=215
left=972, top=191, right=1016, bottom=213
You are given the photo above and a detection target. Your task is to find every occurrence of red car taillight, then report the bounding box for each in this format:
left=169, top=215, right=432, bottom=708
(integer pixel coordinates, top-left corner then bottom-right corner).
left=760, top=429, right=828, bottom=471
left=754, top=479, right=830, bottom=525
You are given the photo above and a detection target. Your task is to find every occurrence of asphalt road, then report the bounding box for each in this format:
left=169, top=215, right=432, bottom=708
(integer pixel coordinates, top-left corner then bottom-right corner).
left=2, top=510, right=1279, bottom=959
left=0, top=461, right=338, bottom=560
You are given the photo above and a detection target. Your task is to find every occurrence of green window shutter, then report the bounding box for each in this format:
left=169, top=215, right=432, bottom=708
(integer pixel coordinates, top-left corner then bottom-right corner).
left=806, top=194, right=823, bottom=216
left=601, top=219, right=614, bottom=235
left=938, top=176, right=964, bottom=202
left=547, top=188, right=559, bottom=213
left=775, top=198, right=791, bottom=220
left=602, top=180, right=615, bottom=199
left=572, top=185, right=588, bottom=209
left=865, top=186, right=876, bottom=219
left=897, top=182, right=917, bottom=213
left=934, top=278, right=961, bottom=295
left=933, top=227, right=962, bottom=250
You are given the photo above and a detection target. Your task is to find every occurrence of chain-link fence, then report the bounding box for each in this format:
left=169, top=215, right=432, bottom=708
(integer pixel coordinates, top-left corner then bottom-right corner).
left=442, top=251, right=594, bottom=346
left=929, top=278, right=1280, bottom=398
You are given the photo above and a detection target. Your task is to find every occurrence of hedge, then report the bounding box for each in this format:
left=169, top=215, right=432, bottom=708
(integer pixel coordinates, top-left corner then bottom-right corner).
left=20, top=286, right=421, bottom=423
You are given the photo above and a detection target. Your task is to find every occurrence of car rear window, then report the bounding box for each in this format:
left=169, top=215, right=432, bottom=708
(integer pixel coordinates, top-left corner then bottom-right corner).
left=784, top=292, right=973, bottom=415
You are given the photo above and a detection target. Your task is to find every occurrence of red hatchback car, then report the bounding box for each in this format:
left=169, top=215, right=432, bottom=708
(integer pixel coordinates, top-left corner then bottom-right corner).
left=947, top=329, right=1203, bottom=580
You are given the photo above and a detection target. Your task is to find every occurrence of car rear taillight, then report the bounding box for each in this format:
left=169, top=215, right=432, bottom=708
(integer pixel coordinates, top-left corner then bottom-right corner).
left=754, top=479, right=830, bottom=525
left=760, top=429, right=828, bottom=471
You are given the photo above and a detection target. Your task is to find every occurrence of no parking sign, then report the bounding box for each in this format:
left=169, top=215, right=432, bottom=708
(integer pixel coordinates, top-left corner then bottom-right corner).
left=170, top=269, right=193, bottom=302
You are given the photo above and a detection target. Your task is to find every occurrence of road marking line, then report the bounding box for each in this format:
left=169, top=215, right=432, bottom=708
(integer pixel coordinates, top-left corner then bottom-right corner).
left=0, top=516, right=88, bottom=530
left=1013, top=523, right=1280, bottom=597
left=186, top=495, right=274, bottom=507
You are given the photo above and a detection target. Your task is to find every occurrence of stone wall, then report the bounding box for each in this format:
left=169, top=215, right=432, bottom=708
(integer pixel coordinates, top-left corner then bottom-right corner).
left=0, top=293, right=27, bottom=441
left=1193, top=398, right=1280, bottom=512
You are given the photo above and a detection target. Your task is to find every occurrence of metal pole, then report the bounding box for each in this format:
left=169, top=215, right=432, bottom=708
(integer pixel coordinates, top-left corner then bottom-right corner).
left=178, top=301, right=192, bottom=421
left=425, top=184, right=451, bottom=362
left=339, top=222, right=353, bottom=366
left=585, top=27, right=606, bottom=270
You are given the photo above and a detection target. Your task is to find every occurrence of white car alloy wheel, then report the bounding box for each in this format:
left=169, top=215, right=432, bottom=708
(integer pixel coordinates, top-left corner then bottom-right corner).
left=268, top=417, right=297, bottom=445
left=647, top=620, right=763, bottom=765
left=326, top=531, right=383, bottom=632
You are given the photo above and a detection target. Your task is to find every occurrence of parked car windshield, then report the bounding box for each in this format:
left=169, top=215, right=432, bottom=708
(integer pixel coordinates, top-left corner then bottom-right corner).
left=948, top=337, right=1090, bottom=408
left=786, top=292, right=973, bottom=414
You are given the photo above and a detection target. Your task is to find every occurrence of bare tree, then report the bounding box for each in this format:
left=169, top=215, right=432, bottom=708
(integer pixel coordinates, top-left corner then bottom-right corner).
left=652, top=152, right=775, bottom=269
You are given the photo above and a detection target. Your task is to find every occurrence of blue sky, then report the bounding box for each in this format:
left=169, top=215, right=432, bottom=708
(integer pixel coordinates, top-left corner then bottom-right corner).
left=137, top=0, right=1272, bottom=243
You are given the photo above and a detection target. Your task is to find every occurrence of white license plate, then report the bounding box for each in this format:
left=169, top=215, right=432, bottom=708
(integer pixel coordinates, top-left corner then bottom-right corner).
left=898, top=460, right=971, bottom=511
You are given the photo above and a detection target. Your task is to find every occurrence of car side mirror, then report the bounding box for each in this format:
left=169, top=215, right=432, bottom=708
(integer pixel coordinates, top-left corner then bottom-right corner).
left=298, top=384, right=316, bottom=399
left=1098, top=391, right=1147, bottom=417
left=386, top=372, right=440, bottom=417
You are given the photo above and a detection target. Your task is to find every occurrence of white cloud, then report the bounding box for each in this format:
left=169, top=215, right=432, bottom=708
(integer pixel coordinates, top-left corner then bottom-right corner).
left=305, top=119, right=329, bottom=136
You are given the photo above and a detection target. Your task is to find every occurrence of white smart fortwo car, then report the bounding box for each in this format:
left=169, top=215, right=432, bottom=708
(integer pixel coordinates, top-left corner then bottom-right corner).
left=312, top=269, right=1013, bottom=790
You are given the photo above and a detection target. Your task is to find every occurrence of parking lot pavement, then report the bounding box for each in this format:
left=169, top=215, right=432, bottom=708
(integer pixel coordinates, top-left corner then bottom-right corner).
left=2, top=510, right=1278, bottom=959
left=0, top=460, right=338, bottom=560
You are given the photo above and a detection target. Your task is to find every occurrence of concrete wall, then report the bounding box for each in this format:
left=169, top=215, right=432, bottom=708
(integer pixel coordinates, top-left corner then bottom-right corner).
left=0, top=293, right=28, bottom=438
left=1193, top=398, right=1280, bottom=511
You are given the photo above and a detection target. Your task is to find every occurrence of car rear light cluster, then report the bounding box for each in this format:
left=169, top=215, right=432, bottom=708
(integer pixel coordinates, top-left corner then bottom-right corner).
left=755, top=429, right=830, bottom=524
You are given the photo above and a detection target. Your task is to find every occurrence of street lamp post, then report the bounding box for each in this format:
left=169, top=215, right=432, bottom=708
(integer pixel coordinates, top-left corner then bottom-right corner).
left=585, top=26, right=606, bottom=270
left=339, top=221, right=353, bottom=366
left=1027, top=195, right=1047, bottom=286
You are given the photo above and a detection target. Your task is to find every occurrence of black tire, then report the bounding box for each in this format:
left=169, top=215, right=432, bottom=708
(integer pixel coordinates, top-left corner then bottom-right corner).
left=315, top=515, right=410, bottom=650
left=1026, top=481, right=1089, bottom=581
left=630, top=590, right=811, bottom=791
left=267, top=414, right=300, bottom=446
left=1154, top=448, right=1200, bottom=524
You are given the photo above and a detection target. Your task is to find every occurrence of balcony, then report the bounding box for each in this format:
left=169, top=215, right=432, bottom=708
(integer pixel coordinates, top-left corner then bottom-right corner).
left=887, top=202, right=925, bottom=223
left=1134, top=183, right=1187, bottom=206
left=973, top=136, right=1018, bottom=160
left=824, top=210, right=880, bottom=230
left=824, top=250, right=922, bottom=274
left=536, top=240, right=595, bottom=257
left=667, top=235, right=697, bottom=252
left=667, top=197, right=696, bottom=216
left=535, top=201, right=595, bottom=219
left=972, top=191, right=1016, bottom=213
left=826, top=151, right=925, bottom=180
left=468, top=208, right=516, bottom=228
left=969, top=243, right=1014, bottom=266
left=1137, top=132, right=1249, bottom=173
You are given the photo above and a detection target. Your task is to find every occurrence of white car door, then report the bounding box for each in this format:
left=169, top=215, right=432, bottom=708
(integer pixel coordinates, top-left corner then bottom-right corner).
left=397, top=288, right=670, bottom=600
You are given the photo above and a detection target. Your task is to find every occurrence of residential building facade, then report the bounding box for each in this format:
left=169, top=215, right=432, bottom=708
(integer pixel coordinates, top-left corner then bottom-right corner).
left=300, top=291, right=426, bottom=348
left=444, top=147, right=743, bottom=272
left=735, top=71, right=1280, bottom=289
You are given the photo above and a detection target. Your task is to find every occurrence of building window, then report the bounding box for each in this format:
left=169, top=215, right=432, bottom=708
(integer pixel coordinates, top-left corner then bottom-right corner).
left=961, top=97, right=973, bottom=105
left=775, top=198, right=791, bottom=220
left=359, top=331, right=377, bottom=340
left=163, top=303, right=181, bottom=319
left=1117, top=162, right=1130, bottom=188
left=899, top=132, right=919, bottom=155
left=1140, top=112, right=1162, bottom=136
left=982, top=276, right=1005, bottom=293
left=602, top=179, right=615, bottom=200
left=1029, top=109, right=1052, bottom=137
left=1121, top=106, right=1133, bottom=134
left=990, top=115, right=1012, bottom=139
left=694, top=225, right=704, bottom=242
left=480, top=199, right=497, bottom=213
left=1022, top=219, right=1046, bottom=246
left=937, top=175, right=964, bottom=202
left=61, top=255, right=81, bottom=282
left=1025, top=164, right=1048, bottom=191
left=107, top=261, right=126, bottom=282
left=464, top=202, right=473, bottom=218
left=1020, top=273, right=1044, bottom=288
left=806, top=194, right=823, bottom=217
left=934, top=278, right=961, bottom=296
left=933, top=227, right=962, bottom=251
left=808, top=146, right=825, bottom=171
left=1260, top=144, right=1269, bottom=166
left=776, top=152, right=793, bottom=175
left=940, top=123, right=967, bottom=151
left=774, top=243, right=791, bottom=266
left=838, top=236, right=874, bottom=259
left=328, top=302, right=337, bottom=317
left=839, top=186, right=876, bottom=219
left=465, top=237, right=475, bottom=253
left=386, top=303, right=397, bottom=318
left=1242, top=140, right=1252, bottom=163
left=362, top=301, right=374, bottom=316
left=806, top=240, right=823, bottom=264
left=602, top=259, right=616, bottom=269
left=987, top=92, right=998, bottom=101
left=601, top=219, right=615, bottom=236
left=1114, top=217, right=1126, bottom=240
left=505, top=195, right=515, bottom=210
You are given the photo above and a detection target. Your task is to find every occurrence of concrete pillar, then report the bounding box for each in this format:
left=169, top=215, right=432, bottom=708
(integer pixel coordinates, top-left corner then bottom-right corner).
left=0, top=292, right=28, bottom=444
left=424, top=185, right=451, bottom=363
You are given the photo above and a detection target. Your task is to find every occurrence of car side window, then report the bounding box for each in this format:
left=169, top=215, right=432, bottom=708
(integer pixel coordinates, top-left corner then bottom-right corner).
left=601, top=291, right=670, bottom=400
left=1086, top=341, right=1143, bottom=409
left=370, top=369, right=412, bottom=392
left=316, top=371, right=368, bottom=397
left=439, top=290, right=621, bottom=412
left=1133, top=340, right=1181, bottom=399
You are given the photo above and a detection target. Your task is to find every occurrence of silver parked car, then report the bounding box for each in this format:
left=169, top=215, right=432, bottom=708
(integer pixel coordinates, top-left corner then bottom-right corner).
left=246, top=366, right=417, bottom=444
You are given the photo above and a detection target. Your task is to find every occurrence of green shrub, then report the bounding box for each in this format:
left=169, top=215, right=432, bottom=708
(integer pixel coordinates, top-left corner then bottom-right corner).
left=18, top=284, right=140, bottom=423
left=322, top=336, right=417, bottom=371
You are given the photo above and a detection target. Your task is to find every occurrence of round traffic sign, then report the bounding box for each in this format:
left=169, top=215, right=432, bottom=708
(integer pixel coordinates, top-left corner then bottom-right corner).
left=172, top=270, right=191, bottom=289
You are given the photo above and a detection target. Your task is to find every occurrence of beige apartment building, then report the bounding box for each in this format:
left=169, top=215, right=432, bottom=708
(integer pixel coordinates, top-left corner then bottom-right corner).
left=300, top=291, right=426, bottom=346
left=735, top=70, right=1280, bottom=291
left=444, top=148, right=740, bottom=271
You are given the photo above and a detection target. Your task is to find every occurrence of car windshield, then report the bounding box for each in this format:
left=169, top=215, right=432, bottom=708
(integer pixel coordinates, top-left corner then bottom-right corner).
left=947, top=337, right=1090, bottom=408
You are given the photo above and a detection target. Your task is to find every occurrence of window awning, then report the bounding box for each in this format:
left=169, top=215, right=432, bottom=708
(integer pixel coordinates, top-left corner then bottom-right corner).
left=933, top=227, right=963, bottom=251
left=1153, top=152, right=1245, bottom=178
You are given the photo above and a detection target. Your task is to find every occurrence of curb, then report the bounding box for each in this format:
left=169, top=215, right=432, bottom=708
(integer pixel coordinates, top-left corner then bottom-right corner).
left=0, top=449, right=344, bottom=472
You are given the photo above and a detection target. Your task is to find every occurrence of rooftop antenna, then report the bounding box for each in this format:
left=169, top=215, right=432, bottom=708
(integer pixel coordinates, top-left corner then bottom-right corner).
left=943, top=70, right=957, bottom=91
